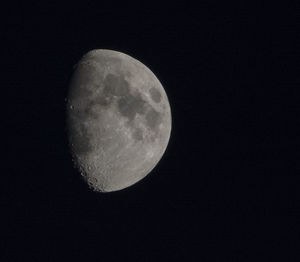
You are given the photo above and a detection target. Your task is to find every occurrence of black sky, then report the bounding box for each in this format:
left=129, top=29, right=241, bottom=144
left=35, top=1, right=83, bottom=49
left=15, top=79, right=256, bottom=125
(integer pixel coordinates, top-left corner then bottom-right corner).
left=4, top=1, right=300, bottom=261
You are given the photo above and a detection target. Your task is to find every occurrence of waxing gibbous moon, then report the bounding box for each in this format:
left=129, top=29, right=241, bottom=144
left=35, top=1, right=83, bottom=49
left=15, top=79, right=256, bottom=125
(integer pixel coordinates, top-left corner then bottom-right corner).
left=66, top=49, right=172, bottom=192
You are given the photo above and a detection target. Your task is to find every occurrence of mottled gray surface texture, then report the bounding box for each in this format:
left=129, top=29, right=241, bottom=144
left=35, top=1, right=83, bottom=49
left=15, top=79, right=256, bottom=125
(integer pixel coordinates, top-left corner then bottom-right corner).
left=67, top=49, right=171, bottom=192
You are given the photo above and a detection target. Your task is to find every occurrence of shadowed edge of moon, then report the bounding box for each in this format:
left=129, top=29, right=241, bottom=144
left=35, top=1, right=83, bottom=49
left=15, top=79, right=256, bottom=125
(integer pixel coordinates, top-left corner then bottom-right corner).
left=67, top=49, right=171, bottom=192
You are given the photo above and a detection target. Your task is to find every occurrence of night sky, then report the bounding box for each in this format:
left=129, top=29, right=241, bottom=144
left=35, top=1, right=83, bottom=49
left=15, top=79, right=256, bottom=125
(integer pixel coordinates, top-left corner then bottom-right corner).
left=4, top=1, right=300, bottom=261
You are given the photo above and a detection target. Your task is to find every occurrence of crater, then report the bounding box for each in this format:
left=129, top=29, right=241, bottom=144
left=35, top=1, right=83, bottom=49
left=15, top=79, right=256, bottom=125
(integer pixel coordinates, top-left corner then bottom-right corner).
left=68, top=100, right=99, bottom=121
left=149, top=86, right=161, bottom=103
left=69, top=121, right=93, bottom=155
left=68, top=106, right=86, bottom=122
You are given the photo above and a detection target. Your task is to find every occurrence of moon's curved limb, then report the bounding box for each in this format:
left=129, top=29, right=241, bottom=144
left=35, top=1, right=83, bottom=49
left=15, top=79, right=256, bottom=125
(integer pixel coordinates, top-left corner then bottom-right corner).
left=67, top=49, right=171, bottom=192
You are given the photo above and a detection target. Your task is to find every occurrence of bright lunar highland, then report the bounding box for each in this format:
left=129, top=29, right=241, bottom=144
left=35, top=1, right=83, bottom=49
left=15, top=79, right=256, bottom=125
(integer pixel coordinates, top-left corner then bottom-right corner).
left=66, top=49, right=171, bottom=192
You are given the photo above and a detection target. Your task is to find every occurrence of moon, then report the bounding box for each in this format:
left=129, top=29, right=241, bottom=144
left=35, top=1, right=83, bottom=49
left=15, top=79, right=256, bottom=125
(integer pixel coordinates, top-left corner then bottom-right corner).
left=66, top=49, right=172, bottom=192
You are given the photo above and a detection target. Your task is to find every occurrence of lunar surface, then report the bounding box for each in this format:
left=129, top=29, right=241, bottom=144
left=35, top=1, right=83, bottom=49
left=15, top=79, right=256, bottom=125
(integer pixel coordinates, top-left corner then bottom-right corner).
left=66, top=49, right=171, bottom=192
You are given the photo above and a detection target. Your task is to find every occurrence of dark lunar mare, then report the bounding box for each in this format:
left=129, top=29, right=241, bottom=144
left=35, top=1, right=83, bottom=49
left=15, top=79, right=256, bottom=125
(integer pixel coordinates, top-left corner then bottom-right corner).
left=149, top=86, right=162, bottom=103
left=68, top=71, right=163, bottom=154
left=99, top=73, right=162, bottom=134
